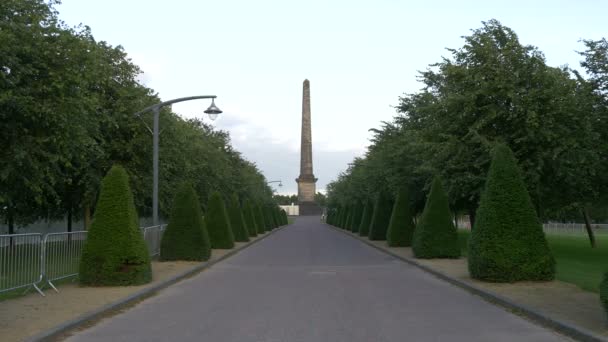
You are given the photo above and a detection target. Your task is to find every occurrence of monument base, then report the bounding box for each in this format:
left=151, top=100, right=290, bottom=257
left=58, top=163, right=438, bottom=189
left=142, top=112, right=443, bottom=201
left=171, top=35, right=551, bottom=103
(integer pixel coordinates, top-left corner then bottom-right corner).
left=298, top=201, right=322, bottom=216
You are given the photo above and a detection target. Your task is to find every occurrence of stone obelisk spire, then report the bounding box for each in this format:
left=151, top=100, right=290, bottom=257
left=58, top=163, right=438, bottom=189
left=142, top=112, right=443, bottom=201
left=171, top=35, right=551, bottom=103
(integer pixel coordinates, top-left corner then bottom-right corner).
left=296, top=79, right=320, bottom=215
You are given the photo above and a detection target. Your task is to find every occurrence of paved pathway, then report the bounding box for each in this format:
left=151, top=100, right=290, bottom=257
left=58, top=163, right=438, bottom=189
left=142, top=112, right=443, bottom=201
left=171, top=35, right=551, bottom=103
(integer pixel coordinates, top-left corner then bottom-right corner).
left=66, top=217, right=568, bottom=342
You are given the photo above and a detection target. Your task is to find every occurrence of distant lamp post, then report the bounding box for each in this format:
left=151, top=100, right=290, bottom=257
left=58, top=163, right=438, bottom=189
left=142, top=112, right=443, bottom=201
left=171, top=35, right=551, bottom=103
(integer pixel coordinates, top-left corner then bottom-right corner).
left=135, top=95, right=222, bottom=226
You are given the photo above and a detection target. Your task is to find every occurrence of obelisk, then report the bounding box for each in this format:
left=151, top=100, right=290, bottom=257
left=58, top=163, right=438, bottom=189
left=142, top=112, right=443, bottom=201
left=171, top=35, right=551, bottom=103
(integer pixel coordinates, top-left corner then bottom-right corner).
left=296, top=79, right=320, bottom=215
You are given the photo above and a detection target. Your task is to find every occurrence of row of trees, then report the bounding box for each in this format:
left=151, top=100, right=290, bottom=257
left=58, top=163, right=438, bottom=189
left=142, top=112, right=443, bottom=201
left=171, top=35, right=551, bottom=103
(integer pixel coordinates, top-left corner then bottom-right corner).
left=326, top=20, right=608, bottom=246
left=273, top=193, right=327, bottom=207
left=327, top=143, right=555, bottom=282
left=80, top=165, right=288, bottom=285
left=1, top=0, right=277, bottom=234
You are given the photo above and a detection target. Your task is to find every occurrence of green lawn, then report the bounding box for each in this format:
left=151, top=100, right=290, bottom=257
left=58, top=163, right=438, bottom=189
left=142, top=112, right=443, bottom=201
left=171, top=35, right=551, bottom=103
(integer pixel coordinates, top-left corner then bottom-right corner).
left=458, top=230, right=608, bottom=292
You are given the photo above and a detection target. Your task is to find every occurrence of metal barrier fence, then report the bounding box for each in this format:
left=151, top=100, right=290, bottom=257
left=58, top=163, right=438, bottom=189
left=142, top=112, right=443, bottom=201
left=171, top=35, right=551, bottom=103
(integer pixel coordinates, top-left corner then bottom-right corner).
left=142, top=224, right=166, bottom=257
left=0, top=225, right=165, bottom=296
left=43, top=231, right=88, bottom=292
left=0, top=233, right=44, bottom=296
left=542, top=223, right=608, bottom=234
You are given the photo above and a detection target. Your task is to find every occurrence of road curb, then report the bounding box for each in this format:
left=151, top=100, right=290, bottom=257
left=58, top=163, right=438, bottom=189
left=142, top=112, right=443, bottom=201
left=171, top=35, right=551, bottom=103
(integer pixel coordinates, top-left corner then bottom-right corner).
left=327, top=224, right=606, bottom=342
left=27, top=225, right=289, bottom=342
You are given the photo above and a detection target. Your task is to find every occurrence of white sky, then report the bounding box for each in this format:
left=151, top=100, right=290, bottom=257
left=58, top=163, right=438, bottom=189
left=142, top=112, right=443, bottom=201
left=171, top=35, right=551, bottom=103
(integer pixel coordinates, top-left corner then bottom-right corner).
left=56, top=0, right=607, bottom=195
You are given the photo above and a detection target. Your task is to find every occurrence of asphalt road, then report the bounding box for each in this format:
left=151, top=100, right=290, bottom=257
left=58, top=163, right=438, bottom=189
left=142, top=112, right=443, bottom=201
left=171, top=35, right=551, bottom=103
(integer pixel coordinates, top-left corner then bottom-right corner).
left=66, top=216, right=568, bottom=342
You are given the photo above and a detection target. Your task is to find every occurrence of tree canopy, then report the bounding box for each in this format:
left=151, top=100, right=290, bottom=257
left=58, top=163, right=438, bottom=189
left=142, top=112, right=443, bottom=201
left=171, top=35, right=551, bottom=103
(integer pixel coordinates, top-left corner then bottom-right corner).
left=326, top=20, right=608, bottom=230
left=0, top=0, right=276, bottom=233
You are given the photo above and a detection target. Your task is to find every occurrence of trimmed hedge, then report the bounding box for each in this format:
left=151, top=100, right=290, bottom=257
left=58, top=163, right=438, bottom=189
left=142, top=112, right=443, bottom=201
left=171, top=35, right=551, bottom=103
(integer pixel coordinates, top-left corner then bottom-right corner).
left=350, top=202, right=364, bottom=233
left=254, top=203, right=266, bottom=234
left=601, top=273, right=608, bottom=318
left=79, top=165, right=151, bottom=286
left=468, top=144, right=555, bottom=281
left=206, top=191, right=235, bottom=249
left=262, top=206, right=274, bottom=231
left=160, top=182, right=211, bottom=261
left=259, top=204, right=271, bottom=232
left=227, top=194, right=250, bottom=242
left=327, top=209, right=336, bottom=225
left=243, top=199, right=259, bottom=237
left=386, top=186, right=416, bottom=247
left=358, top=200, right=373, bottom=236
left=344, top=205, right=353, bottom=231
left=368, top=192, right=393, bottom=241
left=338, top=206, right=347, bottom=228
left=412, top=175, right=460, bottom=259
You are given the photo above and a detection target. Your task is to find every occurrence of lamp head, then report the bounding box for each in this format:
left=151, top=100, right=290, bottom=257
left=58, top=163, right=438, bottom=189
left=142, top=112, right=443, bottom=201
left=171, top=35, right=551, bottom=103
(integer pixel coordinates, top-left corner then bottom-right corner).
left=204, top=98, right=222, bottom=121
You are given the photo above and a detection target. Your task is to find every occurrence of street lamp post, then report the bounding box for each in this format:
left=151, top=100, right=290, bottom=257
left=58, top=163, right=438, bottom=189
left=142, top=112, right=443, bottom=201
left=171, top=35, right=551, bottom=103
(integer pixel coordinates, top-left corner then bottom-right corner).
left=135, top=95, right=222, bottom=226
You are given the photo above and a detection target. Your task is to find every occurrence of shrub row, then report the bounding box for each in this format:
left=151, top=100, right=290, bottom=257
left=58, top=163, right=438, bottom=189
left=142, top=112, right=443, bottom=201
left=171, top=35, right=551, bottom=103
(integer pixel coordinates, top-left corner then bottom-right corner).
left=80, top=165, right=288, bottom=286
left=327, top=144, right=555, bottom=284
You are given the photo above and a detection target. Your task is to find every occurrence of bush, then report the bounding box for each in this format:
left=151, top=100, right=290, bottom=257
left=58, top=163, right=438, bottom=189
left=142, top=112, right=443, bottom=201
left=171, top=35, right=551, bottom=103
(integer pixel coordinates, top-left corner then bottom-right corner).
left=227, top=194, right=250, bottom=242
left=206, top=191, right=235, bottom=249
left=79, top=165, right=151, bottom=286
left=271, top=206, right=281, bottom=227
left=262, top=206, right=274, bottom=231
left=601, top=273, right=608, bottom=318
left=468, top=144, right=554, bottom=281
left=338, top=206, right=347, bottom=228
left=387, top=186, right=416, bottom=247
left=243, top=199, right=258, bottom=237
left=350, top=202, right=364, bottom=233
left=253, top=203, right=266, bottom=234
left=160, top=183, right=211, bottom=261
left=368, top=192, right=393, bottom=241
left=412, top=175, right=460, bottom=259
left=344, top=205, right=353, bottom=231
left=281, top=209, right=288, bottom=225
left=327, top=209, right=335, bottom=225
left=358, top=200, right=373, bottom=236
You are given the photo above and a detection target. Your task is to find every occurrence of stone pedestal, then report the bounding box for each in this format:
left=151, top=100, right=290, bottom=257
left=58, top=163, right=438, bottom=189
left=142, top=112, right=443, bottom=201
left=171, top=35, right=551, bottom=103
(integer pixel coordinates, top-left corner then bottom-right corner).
left=299, top=201, right=322, bottom=216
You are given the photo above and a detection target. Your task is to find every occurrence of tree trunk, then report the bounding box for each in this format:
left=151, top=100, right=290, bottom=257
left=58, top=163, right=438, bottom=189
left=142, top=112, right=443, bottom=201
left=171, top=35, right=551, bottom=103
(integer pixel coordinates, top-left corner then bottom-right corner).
left=582, top=207, right=596, bottom=248
left=84, top=203, right=91, bottom=230
left=8, top=205, right=15, bottom=247
left=67, top=206, right=72, bottom=233
left=454, top=212, right=458, bottom=229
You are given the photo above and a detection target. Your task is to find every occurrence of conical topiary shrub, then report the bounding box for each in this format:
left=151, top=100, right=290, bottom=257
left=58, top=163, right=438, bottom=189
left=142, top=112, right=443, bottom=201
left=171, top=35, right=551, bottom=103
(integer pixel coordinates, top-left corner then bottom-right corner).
left=350, top=202, right=363, bottom=233
left=468, top=144, right=554, bottom=281
left=412, top=176, right=460, bottom=259
left=254, top=203, right=266, bottom=234
left=368, top=192, right=393, bottom=240
left=243, top=199, right=258, bottom=237
left=227, top=194, right=250, bottom=242
left=327, top=209, right=335, bottom=225
left=206, top=191, right=235, bottom=249
left=337, top=206, right=346, bottom=228
left=79, top=165, right=151, bottom=286
left=344, top=205, right=353, bottom=231
left=358, top=200, right=373, bottom=236
left=600, top=274, right=608, bottom=318
left=262, top=206, right=273, bottom=231
left=160, top=182, right=211, bottom=261
left=272, top=207, right=279, bottom=227
left=387, top=186, right=416, bottom=247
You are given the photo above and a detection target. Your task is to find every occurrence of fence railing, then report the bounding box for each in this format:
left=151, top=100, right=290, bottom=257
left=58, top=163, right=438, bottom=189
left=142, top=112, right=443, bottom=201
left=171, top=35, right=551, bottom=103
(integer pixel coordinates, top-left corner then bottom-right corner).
left=43, top=231, right=88, bottom=292
left=542, top=222, right=608, bottom=234
left=0, top=225, right=165, bottom=296
left=0, top=233, right=44, bottom=296
left=142, top=224, right=166, bottom=257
